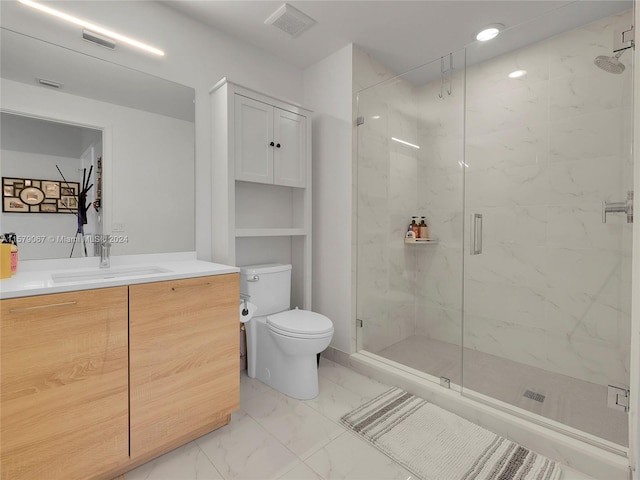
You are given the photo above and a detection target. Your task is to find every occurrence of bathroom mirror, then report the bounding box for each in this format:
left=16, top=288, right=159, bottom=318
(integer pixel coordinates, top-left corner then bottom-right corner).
left=0, top=27, right=196, bottom=260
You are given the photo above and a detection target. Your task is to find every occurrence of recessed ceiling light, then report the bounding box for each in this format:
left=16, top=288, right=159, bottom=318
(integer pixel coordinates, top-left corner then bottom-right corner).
left=476, top=24, right=504, bottom=42
left=508, top=70, right=527, bottom=79
left=18, top=0, right=165, bottom=56
left=372, top=115, right=381, bottom=119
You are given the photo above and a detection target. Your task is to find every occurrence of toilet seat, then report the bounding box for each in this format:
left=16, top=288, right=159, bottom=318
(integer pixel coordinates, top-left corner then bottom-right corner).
left=267, top=309, right=333, bottom=337
left=269, top=325, right=333, bottom=340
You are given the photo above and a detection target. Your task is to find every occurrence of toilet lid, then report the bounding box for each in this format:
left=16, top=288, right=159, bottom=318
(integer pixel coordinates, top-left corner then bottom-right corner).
left=267, top=309, right=333, bottom=335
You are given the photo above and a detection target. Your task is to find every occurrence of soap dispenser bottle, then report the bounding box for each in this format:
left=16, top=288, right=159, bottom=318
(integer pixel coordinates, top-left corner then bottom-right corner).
left=7, top=233, right=17, bottom=275
left=411, top=217, right=420, bottom=238
left=419, top=217, right=429, bottom=240
left=405, top=225, right=416, bottom=242
left=0, top=236, right=11, bottom=279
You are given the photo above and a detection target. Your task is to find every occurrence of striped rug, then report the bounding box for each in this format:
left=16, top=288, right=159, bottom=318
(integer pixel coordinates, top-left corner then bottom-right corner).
left=341, top=388, right=561, bottom=480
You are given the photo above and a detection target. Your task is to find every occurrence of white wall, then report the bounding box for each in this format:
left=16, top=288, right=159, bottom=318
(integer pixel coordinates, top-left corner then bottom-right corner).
left=0, top=0, right=304, bottom=261
left=303, top=44, right=353, bottom=353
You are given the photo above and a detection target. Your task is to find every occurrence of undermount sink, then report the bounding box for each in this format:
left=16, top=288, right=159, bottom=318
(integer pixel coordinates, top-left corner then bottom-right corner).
left=51, top=266, right=171, bottom=283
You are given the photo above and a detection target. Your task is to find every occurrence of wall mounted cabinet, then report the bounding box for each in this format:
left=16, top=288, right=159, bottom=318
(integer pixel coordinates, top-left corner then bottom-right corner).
left=234, top=95, right=306, bottom=187
left=211, top=78, right=312, bottom=309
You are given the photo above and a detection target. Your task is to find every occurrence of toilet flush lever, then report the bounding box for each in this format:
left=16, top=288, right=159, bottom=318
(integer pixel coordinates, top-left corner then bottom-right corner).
left=247, top=275, right=260, bottom=282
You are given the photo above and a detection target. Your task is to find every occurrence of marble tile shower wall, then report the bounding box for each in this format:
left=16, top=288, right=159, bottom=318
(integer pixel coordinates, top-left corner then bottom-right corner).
left=418, top=10, right=633, bottom=387
left=355, top=48, right=421, bottom=353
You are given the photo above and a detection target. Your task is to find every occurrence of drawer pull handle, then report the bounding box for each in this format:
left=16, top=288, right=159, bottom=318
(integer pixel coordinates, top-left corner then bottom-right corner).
left=171, top=283, right=211, bottom=292
left=10, top=301, right=78, bottom=313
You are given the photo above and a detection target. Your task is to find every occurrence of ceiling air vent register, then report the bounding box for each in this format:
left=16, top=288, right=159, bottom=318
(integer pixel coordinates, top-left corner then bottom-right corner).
left=82, top=29, right=116, bottom=50
left=265, top=3, right=316, bottom=38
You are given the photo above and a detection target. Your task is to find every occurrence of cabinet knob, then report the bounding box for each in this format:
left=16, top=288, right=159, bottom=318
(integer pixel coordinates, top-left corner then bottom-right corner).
left=276, top=143, right=281, bottom=148
left=269, top=141, right=275, bottom=147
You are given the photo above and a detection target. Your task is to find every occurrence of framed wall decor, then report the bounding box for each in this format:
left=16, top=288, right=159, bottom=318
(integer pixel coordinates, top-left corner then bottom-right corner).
left=2, top=177, right=79, bottom=214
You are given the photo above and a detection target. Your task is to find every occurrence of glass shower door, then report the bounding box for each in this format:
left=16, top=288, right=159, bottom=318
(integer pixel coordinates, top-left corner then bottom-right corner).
left=355, top=51, right=465, bottom=387
left=462, top=5, right=633, bottom=448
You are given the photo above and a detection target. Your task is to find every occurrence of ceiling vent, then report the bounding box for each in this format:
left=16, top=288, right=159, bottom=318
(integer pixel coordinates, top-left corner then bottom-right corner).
left=82, top=29, right=116, bottom=50
left=264, top=3, right=316, bottom=38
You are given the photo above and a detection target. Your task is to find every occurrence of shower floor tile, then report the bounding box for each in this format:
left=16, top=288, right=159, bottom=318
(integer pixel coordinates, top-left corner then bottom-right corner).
left=375, top=335, right=628, bottom=447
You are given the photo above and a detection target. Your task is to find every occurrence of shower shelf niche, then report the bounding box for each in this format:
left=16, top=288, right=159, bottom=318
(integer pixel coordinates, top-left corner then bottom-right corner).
left=405, top=238, right=438, bottom=245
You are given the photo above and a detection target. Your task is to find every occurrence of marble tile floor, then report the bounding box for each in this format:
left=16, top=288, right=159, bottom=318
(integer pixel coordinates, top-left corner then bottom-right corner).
left=124, top=358, right=597, bottom=480
left=376, top=335, right=628, bottom=446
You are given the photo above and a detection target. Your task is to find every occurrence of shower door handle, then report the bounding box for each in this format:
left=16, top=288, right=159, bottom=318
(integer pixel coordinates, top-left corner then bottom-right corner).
left=471, top=214, right=483, bottom=255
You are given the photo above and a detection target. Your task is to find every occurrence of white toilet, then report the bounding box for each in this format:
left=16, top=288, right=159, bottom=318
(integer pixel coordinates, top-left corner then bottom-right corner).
left=240, top=263, right=334, bottom=400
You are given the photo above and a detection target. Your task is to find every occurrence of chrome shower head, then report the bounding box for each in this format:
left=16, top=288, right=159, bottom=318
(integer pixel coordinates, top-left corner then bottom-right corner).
left=594, top=50, right=626, bottom=74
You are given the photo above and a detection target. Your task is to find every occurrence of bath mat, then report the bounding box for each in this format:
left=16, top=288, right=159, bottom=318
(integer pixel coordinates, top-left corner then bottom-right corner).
left=341, top=388, right=561, bottom=480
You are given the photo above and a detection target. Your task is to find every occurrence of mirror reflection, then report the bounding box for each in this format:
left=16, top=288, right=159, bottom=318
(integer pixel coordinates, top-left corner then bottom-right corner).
left=0, top=28, right=196, bottom=260
left=1, top=112, right=103, bottom=259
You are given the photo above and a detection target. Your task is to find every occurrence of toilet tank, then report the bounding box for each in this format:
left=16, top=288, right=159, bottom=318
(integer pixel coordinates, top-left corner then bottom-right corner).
left=240, top=264, right=292, bottom=316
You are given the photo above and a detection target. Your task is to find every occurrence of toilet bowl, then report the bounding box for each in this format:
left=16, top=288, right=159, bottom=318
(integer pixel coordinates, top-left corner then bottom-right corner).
left=240, top=264, right=334, bottom=400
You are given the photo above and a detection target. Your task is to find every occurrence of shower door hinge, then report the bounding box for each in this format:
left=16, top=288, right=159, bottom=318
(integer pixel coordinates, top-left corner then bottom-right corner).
left=440, top=377, right=451, bottom=389
left=614, top=24, right=634, bottom=52
left=356, top=115, right=365, bottom=126
left=356, top=318, right=363, bottom=328
left=607, top=385, right=629, bottom=413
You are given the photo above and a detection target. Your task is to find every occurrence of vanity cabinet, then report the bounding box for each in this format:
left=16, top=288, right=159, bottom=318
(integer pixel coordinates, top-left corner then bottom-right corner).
left=129, top=274, right=239, bottom=459
left=235, top=94, right=307, bottom=187
left=0, top=272, right=240, bottom=480
left=1, top=287, right=129, bottom=480
left=211, top=78, right=312, bottom=310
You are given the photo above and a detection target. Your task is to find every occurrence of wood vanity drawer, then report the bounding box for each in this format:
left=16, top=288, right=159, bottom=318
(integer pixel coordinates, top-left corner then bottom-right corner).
left=129, top=273, right=240, bottom=459
left=1, top=287, right=129, bottom=480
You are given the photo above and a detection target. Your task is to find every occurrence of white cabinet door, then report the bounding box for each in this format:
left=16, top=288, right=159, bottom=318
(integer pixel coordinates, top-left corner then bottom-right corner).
left=234, top=95, right=273, bottom=184
left=273, top=108, right=306, bottom=188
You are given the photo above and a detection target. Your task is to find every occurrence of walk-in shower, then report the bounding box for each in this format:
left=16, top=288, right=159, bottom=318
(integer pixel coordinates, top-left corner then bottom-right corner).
left=354, top=0, right=634, bottom=458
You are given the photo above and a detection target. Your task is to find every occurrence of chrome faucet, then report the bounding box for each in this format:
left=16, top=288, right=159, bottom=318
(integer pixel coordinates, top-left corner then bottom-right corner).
left=99, top=234, right=111, bottom=268
left=603, top=191, right=634, bottom=223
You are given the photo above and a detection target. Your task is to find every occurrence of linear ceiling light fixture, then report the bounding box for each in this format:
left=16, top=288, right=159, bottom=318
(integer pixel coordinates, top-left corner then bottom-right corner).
left=391, top=137, right=420, bottom=149
left=17, top=0, right=165, bottom=56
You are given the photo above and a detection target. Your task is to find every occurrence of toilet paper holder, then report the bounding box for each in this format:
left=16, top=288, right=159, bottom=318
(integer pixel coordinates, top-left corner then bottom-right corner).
left=239, top=294, right=256, bottom=322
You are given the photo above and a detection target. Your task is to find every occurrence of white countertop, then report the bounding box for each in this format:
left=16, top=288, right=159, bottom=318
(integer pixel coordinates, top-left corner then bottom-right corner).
left=0, top=252, right=239, bottom=299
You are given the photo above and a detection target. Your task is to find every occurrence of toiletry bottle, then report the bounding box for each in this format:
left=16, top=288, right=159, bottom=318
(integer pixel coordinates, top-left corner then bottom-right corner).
left=405, top=225, right=416, bottom=242
left=0, top=236, right=11, bottom=279
left=420, top=217, right=429, bottom=240
left=9, top=233, right=18, bottom=275
left=411, top=217, right=420, bottom=238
